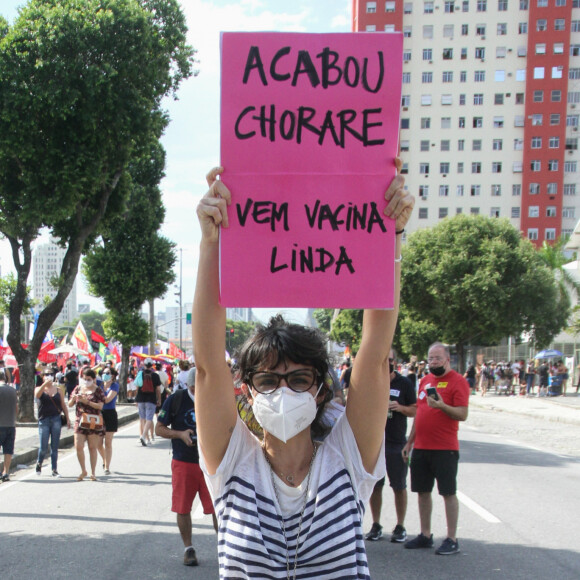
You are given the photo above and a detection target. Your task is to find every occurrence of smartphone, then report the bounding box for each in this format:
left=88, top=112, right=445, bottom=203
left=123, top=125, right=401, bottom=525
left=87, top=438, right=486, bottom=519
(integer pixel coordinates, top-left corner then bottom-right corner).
left=426, top=386, right=439, bottom=400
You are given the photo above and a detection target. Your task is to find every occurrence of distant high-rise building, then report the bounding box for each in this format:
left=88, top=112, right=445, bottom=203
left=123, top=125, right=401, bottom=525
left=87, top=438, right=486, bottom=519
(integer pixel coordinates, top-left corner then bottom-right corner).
left=226, top=308, right=255, bottom=323
left=352, top=0, right=580, bottom=245
left=32, top=240, right=77, bottom=326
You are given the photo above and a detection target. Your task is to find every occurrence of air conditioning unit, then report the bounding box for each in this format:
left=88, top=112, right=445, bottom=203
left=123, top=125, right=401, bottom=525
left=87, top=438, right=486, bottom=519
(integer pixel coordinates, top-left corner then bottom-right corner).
left=482, top=36, right=486, bottom=40
left=404, top=59, right=409, bottom=64
left=481, top=59, right=485, bottom=62
left=574, top=127, right=578, bottom=131
left=573, top=104, right=577, bottom=109
left=429, top=60, right=434, bottom=64
left=569, top=149, right=574, bottom=154
left=508, top=72, right=513, bottom=77
left=403, top=107, right=408, bottom=111
left=508, top=48, right=513, bottom=52
left=443, top=174, right=447, bottom=177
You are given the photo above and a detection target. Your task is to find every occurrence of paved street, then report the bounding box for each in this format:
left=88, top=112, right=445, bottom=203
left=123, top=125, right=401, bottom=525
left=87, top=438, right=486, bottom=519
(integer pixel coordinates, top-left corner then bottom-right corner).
left=1, top=396, right=580, bottom=579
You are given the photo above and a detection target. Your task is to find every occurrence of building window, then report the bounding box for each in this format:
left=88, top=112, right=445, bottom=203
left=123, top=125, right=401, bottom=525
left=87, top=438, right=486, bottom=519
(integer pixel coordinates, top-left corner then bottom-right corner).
left=419, top=185, right=430, bottom=198
left=461, top=48, right=468, bottom=60
left=566, top=138, right=579, bottom=150
left=400, top=140, right=410, bottom=152
left=458, top=162, right=464, bottom=173
left=512, top=207, right=521, bottom=218
left=422, top=72, right=433, bottom=83
left=463, top=0, right=470, bottom=10
left=439, top=208, right=449, bottom=219
left=528, top=229, right=538, bottom=241
left=571, top=69, right=580, bottom=81
left=529, top=206, right=539, bottom=218
left=564, top=184, right=576, bottom=195
left=516, top=93, right=525, bottom=104
left=401, top=118, right=410, bottom=129
left=471, top=207, right=480, bottom=215
left=555, top=19, right=565, bottom=32
left=493, top=139, right=503, bottom=150
left=460, top=94, right=466, bottom=105
left=473, top=117, right=483, bottom=128
left=549, top=137, right=560, bottom=149
left=533, top=90, right=544, bottom=102
left=474, top=70, right=486, bottom=82
left=547, top=183, right=558, bottom=195
left=442, top=71, right=454, bottom=83
left=563, top=207, right=575, bottom=218
left=472, top=162, right=482, bottom=173
left=404, top=26, right=412, bottom=37
left=572, top=21, right=580, bottom=33
left=471, top=185, right=481, bottom=196
left=403, top=72, right=411, bottom=84
left=545, top=229, right=556, bottom=241
left=443, top=25, right=455, bottom=38
left=513, top=161, right=523, bottom=172
left=530, top=183, right=540, bottom=194
left=567, top=115, right=580, bottom=127
left=572, top=45, right=580, bottom=57
left=402, top=94, right=411, bottom=107
left=424, top=1, right=434, bottom=13
left=475, top=47, right=486, bottom=59
left=497, top=23, right=507, bottom=35
left=420, top=140, right=430, bottom=151
left=554, top=44, right=564, bottom=55
left=537, top=19, right=547, bottom=32
left=552, top=66, right=563, bottom=79
left=492, top=162, right=502, bottom=173
left=445, top=0, right=456, bottom=11
left=366, top=25, right=377, bottom=31
left=490, top=207, right=501, bottom=218
left=419, top=208, right=429, bottom=219
left=516, top=69, right=526, bottom=81
left=569, top=92, right=580, bottom=104
left=442, top=117, right=452, bottom=128
left=494, top=116, right=504, bottom=128
left=531, top=136, right=542, bottom=148
left=495, top=94, right=504, bottom=105
left=366, top=1, right=377, bottom=13
left=491, top=185, right=502, bottom=196
left=546, top=206, right=557, bottom=217
left=421, top=117, right=431, bottom=129
left=443, top=48, right=454, bottom=59
left=421, top=94, right=433, bottom=106
left=441, top=140, right=451, bottom=151
left=532, top=114, right=543, bottom=126
left=473, top=139, right=482, bottom=151
left=423, top=48, right=433, bottom=61
left=474, top=94, right=484, bottom=105
left=457, top=185, right=465, bottom=196
left=520, top=0, right=528, bottom=7
left=462, top=24, right=469, bottom=35
left=513, top=184, right=522, bottom=196
left=385, top=1, right=396, bottom=11
left=458, top=139, right=465, bottom=151
left=420, top=163, right=430, bottom=174
left=519, top=23, right=528, bottom=34
left=498, top=0, right=508, bottom=9
left=460, top=71, right=467, bottom=82
left=531, top=160, right=541, bottom=171
left=533, top=67, right=545, bottom=79
left=536, top=43, right=546, bottom=55
left=423, top=25, right=434, bottom=38
left=497, top=46, right=507, bottom=58
left=404, top=2, right=413, bottom=12
left=440, top=185, right=450, bottom=196
left=477, top=0, right=487, bottom=11
left=440, top=162, right=450, bottom=174
left=548, top=159, right=559, bottom=171
left=551, top=114, right=561, bottom=125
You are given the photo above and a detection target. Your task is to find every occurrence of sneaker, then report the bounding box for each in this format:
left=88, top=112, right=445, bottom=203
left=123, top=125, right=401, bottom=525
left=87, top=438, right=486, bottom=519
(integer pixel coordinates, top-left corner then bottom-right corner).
left=405, top=533, right=434, bottom=549
left=183, top=547, right=198, bottom=566
left=52, top=470, right=61, bottom=478
left=435, top=537, right=460, bottom=555
left=391, top=524, right=407, bottom=543
left=104, top=469, right=111, bottom=475
left=139, top=437, right=147, bottom=447
left=1, top=473, right=9, bottom=482
left=365, top=523, right=383, bottom=541
left=35, top=463, right=42, bottom=476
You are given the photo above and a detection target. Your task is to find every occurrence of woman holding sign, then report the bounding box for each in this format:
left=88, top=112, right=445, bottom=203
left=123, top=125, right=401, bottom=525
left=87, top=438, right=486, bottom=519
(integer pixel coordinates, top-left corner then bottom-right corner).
left=193, top=160, right=413, bottom=579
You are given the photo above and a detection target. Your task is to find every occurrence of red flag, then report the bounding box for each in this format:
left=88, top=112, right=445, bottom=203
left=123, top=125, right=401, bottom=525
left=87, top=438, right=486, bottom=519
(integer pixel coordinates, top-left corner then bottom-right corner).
left=91, top=330, right=107, bottom=344
left=38, top=340, right=56, bottom=363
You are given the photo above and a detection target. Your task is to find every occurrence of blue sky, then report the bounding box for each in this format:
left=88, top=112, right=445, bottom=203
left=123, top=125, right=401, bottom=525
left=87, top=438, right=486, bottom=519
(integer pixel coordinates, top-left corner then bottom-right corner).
left=0, top=0, right=351, bottom=323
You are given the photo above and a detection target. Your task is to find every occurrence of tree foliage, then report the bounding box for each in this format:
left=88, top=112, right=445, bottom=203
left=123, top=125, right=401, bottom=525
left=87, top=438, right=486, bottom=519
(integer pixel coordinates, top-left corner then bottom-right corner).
left=0, top=0, right=194, bottom=420
left=400, top=215, right=569, bottom=370
left=226, top=319, right=257, bottom=356
left=313, top=308, right=363, bottom=353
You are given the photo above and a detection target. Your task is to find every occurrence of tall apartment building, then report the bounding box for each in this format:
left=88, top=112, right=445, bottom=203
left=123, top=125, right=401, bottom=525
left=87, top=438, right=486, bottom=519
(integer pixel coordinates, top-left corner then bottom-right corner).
left=353, top=0, right=580, bottom=245
left=32, top=240, right=77, bottom=326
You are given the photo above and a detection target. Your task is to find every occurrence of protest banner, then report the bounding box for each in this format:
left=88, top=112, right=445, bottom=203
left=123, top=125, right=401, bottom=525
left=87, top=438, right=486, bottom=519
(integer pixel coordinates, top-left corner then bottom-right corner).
left=220, top=32, right=402, bottom=308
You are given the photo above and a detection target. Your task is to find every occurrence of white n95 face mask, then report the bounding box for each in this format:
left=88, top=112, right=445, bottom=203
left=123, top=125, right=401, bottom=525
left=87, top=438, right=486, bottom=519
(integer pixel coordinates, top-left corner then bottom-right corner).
left=252, top=386, right=321, bottom=443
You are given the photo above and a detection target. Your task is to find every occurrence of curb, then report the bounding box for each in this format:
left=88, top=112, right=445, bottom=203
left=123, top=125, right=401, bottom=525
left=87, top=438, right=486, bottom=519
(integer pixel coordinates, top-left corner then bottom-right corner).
left=468, top=397, right=580, bottom=427
left=1, top=409, right=140, bottom=474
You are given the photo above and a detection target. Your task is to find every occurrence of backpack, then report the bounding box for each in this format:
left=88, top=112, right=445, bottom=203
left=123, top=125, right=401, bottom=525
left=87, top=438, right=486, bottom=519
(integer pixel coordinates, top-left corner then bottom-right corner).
left=141, top=370, right=155, bottom=393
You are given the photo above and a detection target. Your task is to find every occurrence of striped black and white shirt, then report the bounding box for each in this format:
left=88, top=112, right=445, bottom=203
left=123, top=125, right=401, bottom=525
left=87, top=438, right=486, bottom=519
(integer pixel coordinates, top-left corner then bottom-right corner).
left=200, top=412, right=385, bottom=579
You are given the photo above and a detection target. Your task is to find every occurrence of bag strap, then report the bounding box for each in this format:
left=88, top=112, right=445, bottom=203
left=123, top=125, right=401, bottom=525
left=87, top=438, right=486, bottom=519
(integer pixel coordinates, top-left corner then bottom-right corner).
left=46, top=389, right=64, bottom=414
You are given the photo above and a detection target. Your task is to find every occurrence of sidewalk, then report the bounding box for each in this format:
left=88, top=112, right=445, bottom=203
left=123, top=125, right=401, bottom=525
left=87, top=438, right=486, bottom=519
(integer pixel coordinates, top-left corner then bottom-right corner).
left=468, top=390, right=580, bottom=426
left=1, top=404, right=140, bottom=473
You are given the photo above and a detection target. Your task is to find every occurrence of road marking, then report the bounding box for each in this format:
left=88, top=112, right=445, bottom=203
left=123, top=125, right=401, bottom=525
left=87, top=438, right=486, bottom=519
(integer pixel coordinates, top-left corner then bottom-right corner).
left=457, top=490, right=501, bottom=524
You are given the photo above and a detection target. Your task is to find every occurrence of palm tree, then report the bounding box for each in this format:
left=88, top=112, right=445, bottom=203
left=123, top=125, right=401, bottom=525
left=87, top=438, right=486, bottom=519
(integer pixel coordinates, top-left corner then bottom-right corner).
left=538, top=237, right=580, bottom=307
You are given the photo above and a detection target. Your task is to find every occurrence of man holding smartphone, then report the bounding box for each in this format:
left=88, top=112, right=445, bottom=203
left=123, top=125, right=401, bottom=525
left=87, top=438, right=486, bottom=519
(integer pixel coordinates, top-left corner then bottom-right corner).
left=402, top=342, right=469, bottom=556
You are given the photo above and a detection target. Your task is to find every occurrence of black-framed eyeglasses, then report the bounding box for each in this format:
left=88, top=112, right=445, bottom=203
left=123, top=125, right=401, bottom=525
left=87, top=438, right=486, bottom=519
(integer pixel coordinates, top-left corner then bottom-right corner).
left=248, top=369, right=320, bottom=394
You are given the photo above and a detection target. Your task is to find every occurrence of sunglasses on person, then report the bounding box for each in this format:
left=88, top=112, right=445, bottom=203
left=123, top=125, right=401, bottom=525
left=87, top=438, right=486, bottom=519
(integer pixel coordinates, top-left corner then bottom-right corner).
left=248, top=369, right=321, bottom=395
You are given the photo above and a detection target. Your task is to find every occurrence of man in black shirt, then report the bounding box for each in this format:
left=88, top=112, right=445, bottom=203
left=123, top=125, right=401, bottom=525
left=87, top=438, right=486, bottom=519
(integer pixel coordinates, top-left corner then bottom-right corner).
left=156, top=367, right=216, bottom=566
left=365, top=348, right=417, bottom=543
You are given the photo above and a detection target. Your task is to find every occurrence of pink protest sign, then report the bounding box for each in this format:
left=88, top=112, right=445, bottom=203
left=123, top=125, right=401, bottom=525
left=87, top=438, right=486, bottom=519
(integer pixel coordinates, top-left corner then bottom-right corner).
left=220, top=32, right=403, bottom=308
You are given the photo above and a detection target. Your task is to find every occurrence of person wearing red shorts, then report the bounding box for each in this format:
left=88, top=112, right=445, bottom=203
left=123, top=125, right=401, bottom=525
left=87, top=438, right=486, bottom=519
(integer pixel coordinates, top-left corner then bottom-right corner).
left=402, top=342, right=469, bottom=556
left=155, top=368, right=217, bottom=566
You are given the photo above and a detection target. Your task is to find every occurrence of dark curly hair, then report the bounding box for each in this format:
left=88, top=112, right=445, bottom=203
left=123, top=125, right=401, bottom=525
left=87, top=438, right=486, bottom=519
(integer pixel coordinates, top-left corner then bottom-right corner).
left=236, top=315, right=333, bottom=440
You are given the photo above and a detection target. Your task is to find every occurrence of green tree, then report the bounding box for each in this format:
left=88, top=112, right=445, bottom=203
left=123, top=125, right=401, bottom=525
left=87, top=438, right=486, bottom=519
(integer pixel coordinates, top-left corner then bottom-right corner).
left=401, top=215, right=569, bottom=371
left=83, top=140, right=177, bottom=400
left=226, top=320, right=257, bottom=355
left=313, top=308, right=364, bottom=354
left=538, top=237, right=580, bottom=306
left=0, top=0, right=193, bottom=420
